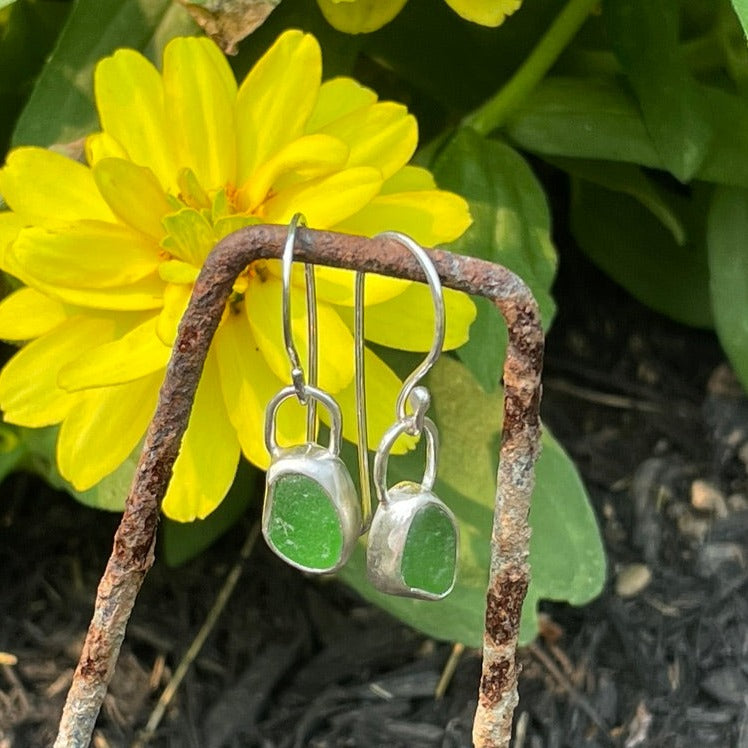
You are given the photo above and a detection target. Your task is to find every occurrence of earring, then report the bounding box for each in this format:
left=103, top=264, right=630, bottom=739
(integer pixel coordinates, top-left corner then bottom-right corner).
left=262, top=214, right=361, bottom=574
left=365, top=232, right=459, bottom=600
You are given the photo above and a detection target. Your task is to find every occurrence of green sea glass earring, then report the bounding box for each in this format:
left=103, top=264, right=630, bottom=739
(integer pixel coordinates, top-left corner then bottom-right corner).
left=262, top=214, right=361, bottom=574
left=365, top=232, right=459, bottom=600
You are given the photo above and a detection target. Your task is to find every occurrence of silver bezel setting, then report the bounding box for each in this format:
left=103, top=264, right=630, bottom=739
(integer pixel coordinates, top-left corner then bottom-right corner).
left=366, top=481, right=459, bottom=600
left=263, top=443, right=362, bottom=574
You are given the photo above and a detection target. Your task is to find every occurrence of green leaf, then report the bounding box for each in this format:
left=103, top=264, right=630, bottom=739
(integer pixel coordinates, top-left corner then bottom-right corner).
left=430, top=127, right=557, bottom=392
left=338, top=357, right=605, bottom=646
left=550, top=157, right=687, bottom=246
left=708, top=187, right=748, bottom=389
left=0, top=0, right=71, bottom=153
left=15, top=425, right=137, bottom=510
left=0, top=423, right=25, bottom=485
left=507, top=77, right=748, bottom=188
left=603, top=0, right=712, bottom=182
left=505, top=77, right=661, bottom=167
left=571, top=178, right=713, bottom=327
left=697, top=85, right=748, bottom=187
left=12, top=0, right=197, bottom=147
left=730, top=0, right=748, bottom=40
left=162, top=459, right=259, bottom=566
left=0, top=425, right=136, bottom=510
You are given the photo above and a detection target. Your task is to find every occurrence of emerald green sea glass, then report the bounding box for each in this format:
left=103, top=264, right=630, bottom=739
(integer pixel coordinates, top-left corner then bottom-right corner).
left=400, top=503, right=457, bottom=596
left=266, top=473, right=343, bottom=570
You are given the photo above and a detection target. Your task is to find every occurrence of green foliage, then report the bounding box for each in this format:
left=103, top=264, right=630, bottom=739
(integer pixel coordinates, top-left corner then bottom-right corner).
left=0, top=424, right=140, bottom=510
left=502, top=0, right=748, bottom=355
left=708, top=187, right=748, bottom=388
left=430, top=128, right=557, bottom=392
left=604, top=0, right=712, bottom=182
left=11, top=0, right=197, bottom=147
left=731, top=0, right=748, bottom=39
left=16, top=0, right=748, bottom=645
left=339, top=357, right=604, bottom=646
left=0, top=0, right=71, bottom=153
left=570, top=178, right=714, bottom=327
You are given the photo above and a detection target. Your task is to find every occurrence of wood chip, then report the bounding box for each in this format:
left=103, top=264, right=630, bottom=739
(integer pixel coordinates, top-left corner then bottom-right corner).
left=691, top=479, right=728, bottom=517
left=615, top=564, right=652, bottom=598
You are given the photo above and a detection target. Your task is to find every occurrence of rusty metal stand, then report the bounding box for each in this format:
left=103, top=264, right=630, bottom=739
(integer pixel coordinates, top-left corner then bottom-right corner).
left=53, top=225, right=543, bottom=748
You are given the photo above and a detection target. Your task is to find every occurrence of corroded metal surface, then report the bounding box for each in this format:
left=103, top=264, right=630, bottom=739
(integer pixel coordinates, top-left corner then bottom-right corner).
left=54, top=224, right=543, bottom=748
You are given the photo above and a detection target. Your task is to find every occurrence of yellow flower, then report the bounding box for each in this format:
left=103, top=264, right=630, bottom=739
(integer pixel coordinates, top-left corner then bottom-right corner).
left=0, top=30, right=474, bottom=522
left=317, top=0, right=522, bottom=33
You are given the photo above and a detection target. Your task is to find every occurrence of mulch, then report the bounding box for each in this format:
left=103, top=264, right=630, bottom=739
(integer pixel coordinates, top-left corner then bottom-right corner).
left=1, top=251, right=747, bottom=747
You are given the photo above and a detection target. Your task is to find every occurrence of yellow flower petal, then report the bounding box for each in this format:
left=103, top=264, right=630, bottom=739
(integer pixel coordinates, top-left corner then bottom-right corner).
left=380, top=165, right=436, bottom=193
left=213, top=214, right=260, bottom=240
left=238, top=133, right=349, bottom=212
left=0, top=212, right=29, bottom=269
left=158, top=259, right=200, bottom=285
left=162, top=351, right=241, bottom=521
left=214, top=310, right=305, bottom=469
left=56, top=371, right=161, bottom=490
left=162, top=37, right=237, bottom=191
left=95, top=49, right=176, bottom=190
left=316, top=0, right=408, bottom=33
left=319, top=102, right=417, bottom=179
left=312, top=267, right=411, bottom=307
left=306, top=77, right=377, bottom=132
left=333, top=347, right=414, bottom=453
left=339, top=284, right=476, bottom=351
left=334, top=188, right=472, bottom=246
left=0, top=316, right=114, bottom=427
left=0, top=288, right=68, bottom=340
left=85, top=132, right=127, bottom=165
left=7, top=221, right=160, bottom=290
left=58, top=316, right=170, bottom=391
left=93, top=158, right=172, bottom=240
left=245, top=276, right=354, bottom=393
left=0, top=147, right=115, bottom=225
left=161, top=208, right=216, bottom=266
left=236, top=30, right=322, bottom=183
left=259, top=166, right=382, bottom=228
left=444, top=0, right=522, bottom=26
left=156, top=282, right=192, bottom=345
left=12, top=274, right=164, bottom=312
left=258, top=259, right=411, bottom=307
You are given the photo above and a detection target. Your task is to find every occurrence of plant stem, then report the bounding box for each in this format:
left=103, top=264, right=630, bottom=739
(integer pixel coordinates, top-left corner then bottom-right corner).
left=463, top=0, right=600, bottom=135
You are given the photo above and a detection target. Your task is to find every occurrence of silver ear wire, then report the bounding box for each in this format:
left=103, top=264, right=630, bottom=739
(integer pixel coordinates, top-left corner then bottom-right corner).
left=354, top=269, right=373, bottom=532
left=365, top=232, right=458, bottom=600
left=280, top=213, right=318, bottom=440
left=375, top=231, right=445, bottom=430
left=261, top=214, right=361, bottom=574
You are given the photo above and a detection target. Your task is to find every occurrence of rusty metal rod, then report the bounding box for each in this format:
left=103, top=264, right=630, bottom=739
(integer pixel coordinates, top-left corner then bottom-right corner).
left=54, top=224, right=543, bottom=748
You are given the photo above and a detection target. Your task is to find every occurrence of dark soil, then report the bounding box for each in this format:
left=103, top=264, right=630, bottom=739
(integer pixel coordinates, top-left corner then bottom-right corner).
left=1, top=251, right=747, bottom=748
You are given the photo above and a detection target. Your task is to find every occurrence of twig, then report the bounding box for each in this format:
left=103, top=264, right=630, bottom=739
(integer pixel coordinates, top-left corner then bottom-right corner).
left=53, top=225, right=543, bottom=747
left=132, top=521, right=261, bottom=747
left=527, top=642, right=613, bottom=740
left=514, top=711, right=529, bottom=748
left=435, top=642, right=465, bottom=700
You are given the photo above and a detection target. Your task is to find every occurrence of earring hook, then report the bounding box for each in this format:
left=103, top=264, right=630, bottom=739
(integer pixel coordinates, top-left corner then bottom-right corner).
left=281, top=213, right=318, bottom=440
left=376, top=232, right=445, bottom=433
